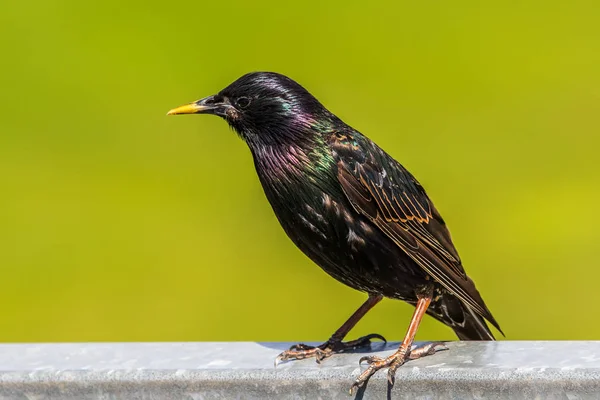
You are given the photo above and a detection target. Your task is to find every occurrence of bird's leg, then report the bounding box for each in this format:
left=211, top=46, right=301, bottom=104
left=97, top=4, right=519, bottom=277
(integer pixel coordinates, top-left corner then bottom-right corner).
left=275, top=295, right=385, bottom=365
left=350, top=285, right=447, bottom=394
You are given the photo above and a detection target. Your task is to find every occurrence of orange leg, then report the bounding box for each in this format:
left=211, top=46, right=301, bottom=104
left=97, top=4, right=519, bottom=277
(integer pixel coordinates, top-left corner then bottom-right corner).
left=350, top=285, right=446, bottom=394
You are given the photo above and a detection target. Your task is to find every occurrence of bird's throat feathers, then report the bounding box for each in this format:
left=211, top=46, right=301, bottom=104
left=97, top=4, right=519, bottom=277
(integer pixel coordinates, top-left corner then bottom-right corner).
left=252, top=137, right=340, bottom=216
left=248, top=136, right=339, bottom=216
left=252, top=131, right=335, bottom=185
left=240, top=110, right=337, bottom=180
left=230, top=105, right=334, bottom=146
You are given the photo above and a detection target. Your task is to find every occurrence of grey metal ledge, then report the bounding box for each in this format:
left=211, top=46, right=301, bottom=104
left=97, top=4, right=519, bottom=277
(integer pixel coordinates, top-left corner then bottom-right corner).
left=0, top=341, right=599, bottom=399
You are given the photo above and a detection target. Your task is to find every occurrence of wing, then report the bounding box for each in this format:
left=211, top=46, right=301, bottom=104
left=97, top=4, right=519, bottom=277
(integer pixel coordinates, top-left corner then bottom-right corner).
left=329, top=131, right=500, bottom=331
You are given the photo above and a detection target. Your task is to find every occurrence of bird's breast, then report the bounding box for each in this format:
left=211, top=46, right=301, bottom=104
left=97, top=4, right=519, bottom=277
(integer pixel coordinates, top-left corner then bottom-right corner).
left=253, top=153, right=350, bottom=251
left=251, top=144, right=423, bottom=296
left=256, top=163, right=372, bottom=266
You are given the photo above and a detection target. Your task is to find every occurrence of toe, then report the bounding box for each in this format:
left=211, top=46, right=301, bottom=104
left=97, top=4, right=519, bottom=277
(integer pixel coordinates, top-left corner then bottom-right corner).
left=314, top=348, right=329, bottom=364
left=274, top=353, right=285, bottom=367
left=350, top=368, right=375, bottom=395
left=363, top=333, right=387, bottom=344
left=345, top=333, right=387, bottom=350
left=386, top=360, right=402, bottom=385
left=273, top=349, right=309, bottom=365
left=387, top=369, right=395, bottom=385
left=408, top=341, right=448, bottom=359
left=359, top=355, right=383, bottom=365
left=289, top=343, right=312, bottom=351
left=349, top=381, right=362, bottom=395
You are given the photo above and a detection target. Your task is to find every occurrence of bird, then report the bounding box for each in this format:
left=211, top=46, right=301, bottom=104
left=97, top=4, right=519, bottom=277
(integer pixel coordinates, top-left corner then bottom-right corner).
left=167, top=72, right=502, bottom=392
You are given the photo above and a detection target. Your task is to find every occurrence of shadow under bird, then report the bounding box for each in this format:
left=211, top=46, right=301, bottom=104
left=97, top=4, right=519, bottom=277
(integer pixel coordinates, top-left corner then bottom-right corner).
left=168, top=72, right=503, bottom=392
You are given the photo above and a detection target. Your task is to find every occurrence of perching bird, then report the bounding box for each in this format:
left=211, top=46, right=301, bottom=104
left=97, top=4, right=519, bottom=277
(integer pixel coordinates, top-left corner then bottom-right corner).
left=168, top=72, right=502, bottom=392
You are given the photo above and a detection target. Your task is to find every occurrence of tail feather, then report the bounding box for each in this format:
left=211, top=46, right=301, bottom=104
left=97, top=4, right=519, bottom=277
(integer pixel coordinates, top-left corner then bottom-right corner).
left=426, top=288, right=502, bottom=341
left=453, top=305, right=496, bottom=340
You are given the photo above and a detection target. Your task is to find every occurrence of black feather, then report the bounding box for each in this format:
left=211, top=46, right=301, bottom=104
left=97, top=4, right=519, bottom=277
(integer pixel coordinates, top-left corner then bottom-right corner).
left=177, top=71, right=502, bottom=341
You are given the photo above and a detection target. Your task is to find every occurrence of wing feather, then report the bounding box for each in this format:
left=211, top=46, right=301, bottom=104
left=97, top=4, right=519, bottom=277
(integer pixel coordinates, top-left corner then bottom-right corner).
left=331, top=133, right=501, bottom=332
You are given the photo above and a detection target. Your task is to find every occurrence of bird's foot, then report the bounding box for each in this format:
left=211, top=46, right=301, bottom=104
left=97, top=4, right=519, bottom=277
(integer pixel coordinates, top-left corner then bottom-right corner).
left=350, top=342, right=447, bottom=394
left=274, top=333, right=386, bottom=366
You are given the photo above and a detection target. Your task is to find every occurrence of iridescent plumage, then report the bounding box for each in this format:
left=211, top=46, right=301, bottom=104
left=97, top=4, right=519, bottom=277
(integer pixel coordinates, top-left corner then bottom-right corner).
left=168, top=72, right=502, bottom=391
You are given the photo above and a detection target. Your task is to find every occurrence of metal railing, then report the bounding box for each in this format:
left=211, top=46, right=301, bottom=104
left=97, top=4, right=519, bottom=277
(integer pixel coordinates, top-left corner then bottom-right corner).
left=0, top=341, right=598, bottom=399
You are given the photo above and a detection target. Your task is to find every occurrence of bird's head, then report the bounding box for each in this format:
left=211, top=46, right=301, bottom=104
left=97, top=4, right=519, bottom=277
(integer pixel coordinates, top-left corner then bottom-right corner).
left=168, top=72, right=334, bottom=146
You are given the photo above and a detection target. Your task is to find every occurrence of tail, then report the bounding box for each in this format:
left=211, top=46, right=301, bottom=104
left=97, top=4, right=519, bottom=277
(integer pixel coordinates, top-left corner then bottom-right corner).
left=427, top=290, right=503, bottom=341
left=452, top=305, right=496, bottom=340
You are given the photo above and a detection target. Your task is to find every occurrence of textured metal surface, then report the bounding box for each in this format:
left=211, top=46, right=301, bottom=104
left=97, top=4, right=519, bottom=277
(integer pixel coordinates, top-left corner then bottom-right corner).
left=0, top=341, right=599, bottom=399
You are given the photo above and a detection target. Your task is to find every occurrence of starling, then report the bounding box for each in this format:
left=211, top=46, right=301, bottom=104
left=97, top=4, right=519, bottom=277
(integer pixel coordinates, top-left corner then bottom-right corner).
left=168, top=72, right=502, bottom=392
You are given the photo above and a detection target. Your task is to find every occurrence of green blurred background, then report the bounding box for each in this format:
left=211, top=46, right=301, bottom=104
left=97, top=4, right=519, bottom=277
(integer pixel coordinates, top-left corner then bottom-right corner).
left=1, top=1, right=599, bottom=342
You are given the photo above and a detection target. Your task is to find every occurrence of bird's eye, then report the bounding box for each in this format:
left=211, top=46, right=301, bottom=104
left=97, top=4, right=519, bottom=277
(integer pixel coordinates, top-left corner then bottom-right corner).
left=236, top=96, right=251, bottom=109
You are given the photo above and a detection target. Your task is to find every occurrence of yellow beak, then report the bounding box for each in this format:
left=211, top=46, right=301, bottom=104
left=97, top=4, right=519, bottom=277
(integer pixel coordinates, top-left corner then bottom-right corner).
left=166, top=102, right=208, bottom=115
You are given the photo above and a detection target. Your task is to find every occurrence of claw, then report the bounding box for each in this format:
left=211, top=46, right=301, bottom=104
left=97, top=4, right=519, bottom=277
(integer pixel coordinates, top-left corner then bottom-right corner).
left=274, top=351, right=289, bottom=368
left=273, top=333, right=385, bottom=367
left=349, top=381, right=362, bottom=396
left=358, top=355, right=382, bottom=365
left=387, top=362, right=399, bottom=385
left=408, top=341, right=448, bottom=359
left=345, top=333, right=387, bottom=351
left=353, top=354, right=399, bottom=391
left=350, top=342, right=444, bottom=393
left=314, top=348, right=327, bottom=364
left=275, top=346, right=304, bottom=367
left=364, top=333, right=387, bottom=344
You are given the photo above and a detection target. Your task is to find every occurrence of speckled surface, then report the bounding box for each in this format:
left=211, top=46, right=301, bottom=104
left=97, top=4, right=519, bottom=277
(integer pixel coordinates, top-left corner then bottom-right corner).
left=0, top=341, right=599, bottom=399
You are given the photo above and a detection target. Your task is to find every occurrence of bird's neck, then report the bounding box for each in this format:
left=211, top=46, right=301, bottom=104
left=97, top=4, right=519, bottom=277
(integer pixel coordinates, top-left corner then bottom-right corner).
left=247, top=114, right=339, bottom=176
left=250, top=138, right=339, bottom=221
left=250, top=135, right=332, bottom=182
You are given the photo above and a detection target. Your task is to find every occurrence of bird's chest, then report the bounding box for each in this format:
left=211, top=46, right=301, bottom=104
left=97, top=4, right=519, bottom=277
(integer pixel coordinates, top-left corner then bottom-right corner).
left=254, top=157, right=422, bottom=296
left=257, top=169, right=368, bottom=262
left=252, top=145, right=380, bottom=273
